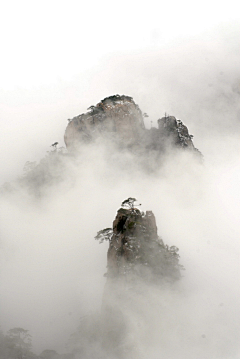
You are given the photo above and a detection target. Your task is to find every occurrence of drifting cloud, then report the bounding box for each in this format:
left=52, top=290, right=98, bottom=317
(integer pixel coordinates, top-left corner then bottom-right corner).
left=0, top=19, right=240, bottom=358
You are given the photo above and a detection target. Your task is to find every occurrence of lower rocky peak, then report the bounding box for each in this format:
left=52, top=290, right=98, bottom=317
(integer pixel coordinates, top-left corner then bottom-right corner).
left=95, top=198, right=183, bottom=285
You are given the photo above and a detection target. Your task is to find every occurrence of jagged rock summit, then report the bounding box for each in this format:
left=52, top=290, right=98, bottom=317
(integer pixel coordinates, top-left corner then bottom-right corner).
left=64, top=94, right=201, bottom=156
left=64, top=95, right=145, bottom=149
left=2, top=95, right=202, bottom=198
left=96, top=198, right=183, bottom=284
left=66, top=199, right=184, bottom=359
left=96, top=198, right=184, bottom=357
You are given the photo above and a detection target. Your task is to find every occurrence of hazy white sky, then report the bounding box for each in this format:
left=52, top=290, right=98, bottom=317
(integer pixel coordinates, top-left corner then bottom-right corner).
left=0, top=0, right=239, bottom=88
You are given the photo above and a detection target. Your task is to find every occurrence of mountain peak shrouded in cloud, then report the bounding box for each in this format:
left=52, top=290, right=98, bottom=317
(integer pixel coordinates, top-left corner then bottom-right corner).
left=64, top=94, right=201, bottom=157
left=67, top=198, right=184, bottom=358
left=64, top=94, right=145, bottom=150
left=96, top=198, right=183, bottom=282
left=1, top=94, right=202, bottom=198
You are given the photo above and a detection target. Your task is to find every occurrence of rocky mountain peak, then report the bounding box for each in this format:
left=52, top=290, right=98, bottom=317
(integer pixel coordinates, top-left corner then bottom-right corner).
left=64, top=94, right=201, bottom=157
left=64, top=94, right=145, bottom=150
left=96, top=198, right=183, bottom=285
left=97, top=198, right=184, bottom=355
left=157, top=115, right=195, bottom=148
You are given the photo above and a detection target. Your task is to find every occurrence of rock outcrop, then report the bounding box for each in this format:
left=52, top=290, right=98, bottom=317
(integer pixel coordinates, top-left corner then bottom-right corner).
left=96, top=198, right=183, bottom=357
left=64, top=199, right=185, bottom=358
left=64, top=95, right=145, bottom=150
left=64, top=94, right=201, bottom=156
left=96, top=198, right=182, bottom=285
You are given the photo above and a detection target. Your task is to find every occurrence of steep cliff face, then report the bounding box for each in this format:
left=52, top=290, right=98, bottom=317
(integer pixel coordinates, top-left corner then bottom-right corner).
left=96, top=198, right=182, bottom=285
left=158, top=115, right=195, bottom=148
left=97, top=199, right=183, bottom=357
left=64, top=95, right=145, bottom=150
left=107, top=206, right=181, bottom=283
left=64, top=94, right=201, bottom=156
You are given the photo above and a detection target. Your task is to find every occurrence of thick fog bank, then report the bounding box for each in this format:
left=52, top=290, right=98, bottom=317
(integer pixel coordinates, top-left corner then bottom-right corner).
left=0, top=133, right=239, bottom=357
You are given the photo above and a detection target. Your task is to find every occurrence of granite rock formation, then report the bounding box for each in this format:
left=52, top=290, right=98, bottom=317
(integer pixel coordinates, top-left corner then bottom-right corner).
left=64, top=94, right=201, bottom=156
left=64, top=95, right=145, bottom=150
left=65, top=200, right=184, bottom=358
left=96, top=198, right=183, bottom=357
left=96, top=198, right=182, bottom=285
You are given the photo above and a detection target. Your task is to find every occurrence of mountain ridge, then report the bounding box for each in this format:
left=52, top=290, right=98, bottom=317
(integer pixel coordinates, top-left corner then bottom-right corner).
left=64, top=94, right=201, bottom=157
